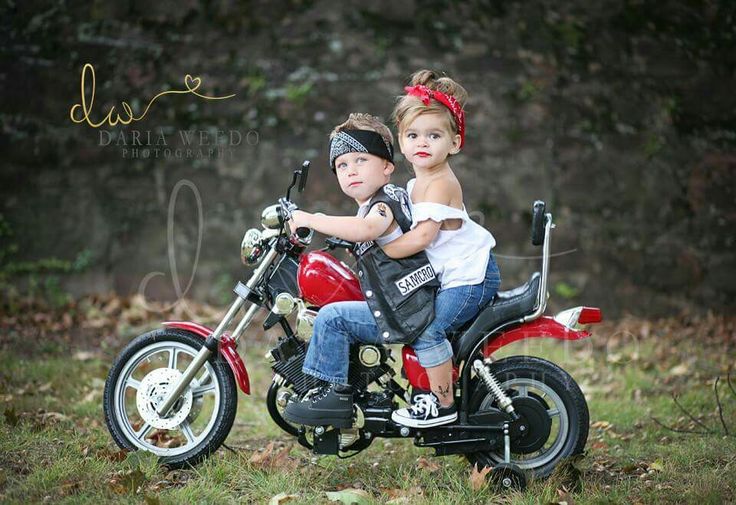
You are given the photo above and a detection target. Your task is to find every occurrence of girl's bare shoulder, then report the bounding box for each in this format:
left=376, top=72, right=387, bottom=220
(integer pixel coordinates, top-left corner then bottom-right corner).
left=429, top=173, right=463, bottom=204
left=416, top=175, right=461, bottom=206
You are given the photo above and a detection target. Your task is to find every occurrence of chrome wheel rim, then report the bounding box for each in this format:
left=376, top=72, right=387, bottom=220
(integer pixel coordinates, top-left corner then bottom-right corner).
left=113, top=341, right=221, bottom=456
left=480, top=377, right=570, bottom=470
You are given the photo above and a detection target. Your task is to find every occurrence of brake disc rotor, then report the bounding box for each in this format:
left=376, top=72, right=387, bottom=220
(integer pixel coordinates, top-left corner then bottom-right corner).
left=136, top=368, right=195, bottom=430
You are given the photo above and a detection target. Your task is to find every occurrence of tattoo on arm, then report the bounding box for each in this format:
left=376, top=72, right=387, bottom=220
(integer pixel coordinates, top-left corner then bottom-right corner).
left=375, top=203, right=388, bottom=218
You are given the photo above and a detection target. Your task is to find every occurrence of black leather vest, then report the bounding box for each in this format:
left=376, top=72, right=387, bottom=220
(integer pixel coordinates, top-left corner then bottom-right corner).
left=353, top=184, right=439, bottom=344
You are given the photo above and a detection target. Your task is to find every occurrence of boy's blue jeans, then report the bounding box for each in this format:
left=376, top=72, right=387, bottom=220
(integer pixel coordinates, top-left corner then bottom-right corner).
left=302, top=254, right=501, bottom=385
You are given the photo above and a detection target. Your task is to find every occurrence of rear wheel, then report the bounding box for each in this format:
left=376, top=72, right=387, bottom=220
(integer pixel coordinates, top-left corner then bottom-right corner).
left=103, top=329, right=238, bottom=468
left=466, top=356, right=589, bottom=479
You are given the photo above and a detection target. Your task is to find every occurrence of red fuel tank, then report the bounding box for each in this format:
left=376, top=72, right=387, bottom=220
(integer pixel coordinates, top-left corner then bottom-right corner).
left=297, top=251, right=363, bottom=307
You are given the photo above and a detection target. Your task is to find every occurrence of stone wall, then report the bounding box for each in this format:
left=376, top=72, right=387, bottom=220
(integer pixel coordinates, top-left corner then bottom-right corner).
left=1, top=0, right=734, bottom=316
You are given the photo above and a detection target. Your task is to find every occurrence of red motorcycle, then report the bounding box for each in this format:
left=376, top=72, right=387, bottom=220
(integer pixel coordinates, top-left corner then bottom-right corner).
left=103, top=162, right=602, bottom=489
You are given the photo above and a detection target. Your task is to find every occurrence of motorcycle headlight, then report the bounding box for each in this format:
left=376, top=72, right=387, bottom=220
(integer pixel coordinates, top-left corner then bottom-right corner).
left=241, top=228, right=264, bottom=265
left=261, top=204, right=281, bottom=230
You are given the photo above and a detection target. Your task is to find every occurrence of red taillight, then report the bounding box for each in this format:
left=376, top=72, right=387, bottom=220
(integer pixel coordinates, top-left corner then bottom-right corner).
left=578, top=307, right=602, bottom=324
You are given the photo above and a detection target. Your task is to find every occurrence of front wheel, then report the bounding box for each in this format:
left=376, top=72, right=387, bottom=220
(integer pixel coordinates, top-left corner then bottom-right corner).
left=467, top=356, right=589, bottom=479
left=103, top=329, right=238, bottom=468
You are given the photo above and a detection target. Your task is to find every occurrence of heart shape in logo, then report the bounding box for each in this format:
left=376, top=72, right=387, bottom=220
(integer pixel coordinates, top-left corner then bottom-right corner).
left=184, top=74, right=202, bottom=91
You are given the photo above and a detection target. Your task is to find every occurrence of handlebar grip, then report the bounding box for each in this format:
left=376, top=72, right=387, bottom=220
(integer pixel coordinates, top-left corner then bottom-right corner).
left=531, top=200, right=546, bottom=246
left=295, top=227, right=311, bottom=239
left=326, top=237, right=355, bottom=250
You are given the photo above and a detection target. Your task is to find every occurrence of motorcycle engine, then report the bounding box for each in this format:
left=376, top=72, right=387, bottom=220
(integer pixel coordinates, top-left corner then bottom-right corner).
left=268, top=337, right=394, bottom=395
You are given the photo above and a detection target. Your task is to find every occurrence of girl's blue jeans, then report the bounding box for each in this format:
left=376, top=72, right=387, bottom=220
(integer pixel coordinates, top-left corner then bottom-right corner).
left=302, top=254, right=501, bottom=385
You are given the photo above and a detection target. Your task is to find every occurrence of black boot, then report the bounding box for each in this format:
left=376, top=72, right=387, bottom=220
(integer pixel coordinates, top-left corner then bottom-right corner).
left=284, top=383, right=353, bottom=428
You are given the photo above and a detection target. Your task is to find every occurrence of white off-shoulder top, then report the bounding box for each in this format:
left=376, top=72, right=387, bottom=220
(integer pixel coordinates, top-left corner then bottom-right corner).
left=407, top=178, right=496, bottom=289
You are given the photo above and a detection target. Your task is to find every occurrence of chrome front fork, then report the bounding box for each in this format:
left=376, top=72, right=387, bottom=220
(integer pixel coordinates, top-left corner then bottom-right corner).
left=156, top=246, right=279, bottom=417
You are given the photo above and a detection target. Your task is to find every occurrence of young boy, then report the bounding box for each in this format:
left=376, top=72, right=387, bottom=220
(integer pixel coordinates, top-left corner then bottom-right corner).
left=283, top=113, right=439, bottom=428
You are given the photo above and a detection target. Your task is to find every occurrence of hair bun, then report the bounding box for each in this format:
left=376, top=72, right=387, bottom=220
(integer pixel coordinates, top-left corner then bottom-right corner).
left=408, top=69, right=468, bottom=107
left=409, top=69, right=440, bottom=87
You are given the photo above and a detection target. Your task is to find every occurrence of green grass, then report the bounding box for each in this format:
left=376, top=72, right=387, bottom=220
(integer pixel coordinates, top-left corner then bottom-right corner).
left=1, top=319, right=735, bottom=504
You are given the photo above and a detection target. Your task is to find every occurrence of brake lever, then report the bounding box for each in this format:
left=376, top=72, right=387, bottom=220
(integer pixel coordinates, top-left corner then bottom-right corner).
left=278, top=197, right=299, bottom=222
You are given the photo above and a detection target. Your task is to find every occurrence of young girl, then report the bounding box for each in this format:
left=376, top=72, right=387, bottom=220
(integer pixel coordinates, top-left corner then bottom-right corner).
left=384, top=70, right=501, bottom=428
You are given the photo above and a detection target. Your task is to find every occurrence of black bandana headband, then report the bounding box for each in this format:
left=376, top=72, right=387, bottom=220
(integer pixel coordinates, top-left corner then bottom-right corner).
left=329, top=129, right=394, bottom=173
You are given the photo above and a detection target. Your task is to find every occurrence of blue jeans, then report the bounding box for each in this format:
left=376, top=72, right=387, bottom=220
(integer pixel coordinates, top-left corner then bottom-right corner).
left=302, top=254, right=501, bottom=384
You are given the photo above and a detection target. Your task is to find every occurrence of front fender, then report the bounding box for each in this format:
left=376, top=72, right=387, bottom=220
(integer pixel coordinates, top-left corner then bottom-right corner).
left=483, top=316, right=591, bottom=356
left=162, top=321, right=250, bottom=395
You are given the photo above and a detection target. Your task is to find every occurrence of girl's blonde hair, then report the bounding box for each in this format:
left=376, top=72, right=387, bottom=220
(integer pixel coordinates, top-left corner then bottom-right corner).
left=392, top=69, right=468, bottom=136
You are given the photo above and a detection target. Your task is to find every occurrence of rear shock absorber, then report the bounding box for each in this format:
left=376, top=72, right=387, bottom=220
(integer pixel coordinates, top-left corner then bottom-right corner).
left=472, top=360, right=518, bottom=420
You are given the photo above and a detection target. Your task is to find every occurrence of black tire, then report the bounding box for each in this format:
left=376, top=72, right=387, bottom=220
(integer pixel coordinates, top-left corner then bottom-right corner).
left=466, top=356, right=589, bottom=479
left=103, top=329, right=238, bottom=468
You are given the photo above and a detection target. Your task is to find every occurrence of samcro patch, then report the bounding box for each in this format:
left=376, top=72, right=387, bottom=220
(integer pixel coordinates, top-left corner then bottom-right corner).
left=354, top=240, right=374, bottom=256
left=395, top=264, right=436, bottom=296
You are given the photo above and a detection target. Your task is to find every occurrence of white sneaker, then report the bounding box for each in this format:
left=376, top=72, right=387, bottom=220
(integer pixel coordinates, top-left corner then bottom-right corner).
left=391, top=393, right=458, bottom=428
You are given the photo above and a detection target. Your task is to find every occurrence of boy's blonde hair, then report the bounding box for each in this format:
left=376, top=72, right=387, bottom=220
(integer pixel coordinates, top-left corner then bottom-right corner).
left=330, top=113, right=394, bottom=146
left=392, top=69, right=468, bottom=137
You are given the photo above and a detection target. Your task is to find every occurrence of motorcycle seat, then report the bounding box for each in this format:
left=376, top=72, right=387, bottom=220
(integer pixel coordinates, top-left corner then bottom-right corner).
left=450, top=272, right=541, bottom=360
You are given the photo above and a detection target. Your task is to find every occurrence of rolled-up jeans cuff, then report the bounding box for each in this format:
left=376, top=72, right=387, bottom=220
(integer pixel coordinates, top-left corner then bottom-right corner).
left=415, top=339, right=453, bottom=368
left=302, top=367, right=348, bottom=386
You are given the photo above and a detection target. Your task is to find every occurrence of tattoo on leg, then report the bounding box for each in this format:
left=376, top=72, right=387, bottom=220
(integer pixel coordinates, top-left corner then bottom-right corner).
left=437, top=384, right=450, bottom=399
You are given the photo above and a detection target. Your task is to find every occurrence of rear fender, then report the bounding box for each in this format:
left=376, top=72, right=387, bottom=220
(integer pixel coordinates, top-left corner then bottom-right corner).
left=162, top=321, right=250, bottom=395
left=483, top=314, right=597, bottom=356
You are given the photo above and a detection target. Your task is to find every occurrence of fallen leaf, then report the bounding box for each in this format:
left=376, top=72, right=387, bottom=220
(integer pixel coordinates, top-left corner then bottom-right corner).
left=269, top=492, right=299, bottom=505
left=622, top=463, right=644, bottom=475
left=648, top=460, right=664, bottom=472
left=37, top=411, right=68, bottom=425
left=79, top=388, right=99, bottom=404
left=384, top=486, right=424, bottom=504
left=469, top=464, right=492, bottom=491
left=103, top=297, right=122, bottom=315
left=73, top=351, right=96, bottom=361
left=550, top=485, right=576, bottom=505
left=590, top=420, right=612, bottom=430
left=249, top=442, right=298, bottom=470
left=249, top=442, right=276, bottom=467
left=326, top=488, right=371, bottom=504
left=97, top=447, right=129, bottom=462
left=271, top=444, right=298, bottom=470
left=37, top=382, right=53, bottom=393
left=386, top=497, right=410, bottom=504
left=669, top=363, right=690, bottom=376
left=417, top=457, right=441, bottom=473
left=108, top=469, right=146, bottom=494
left=59, top=479, right=80, bottom=497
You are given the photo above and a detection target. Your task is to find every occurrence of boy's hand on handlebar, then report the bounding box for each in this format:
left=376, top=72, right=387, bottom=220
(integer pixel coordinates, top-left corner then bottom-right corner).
left=288, top=210, right=312, bottom=231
